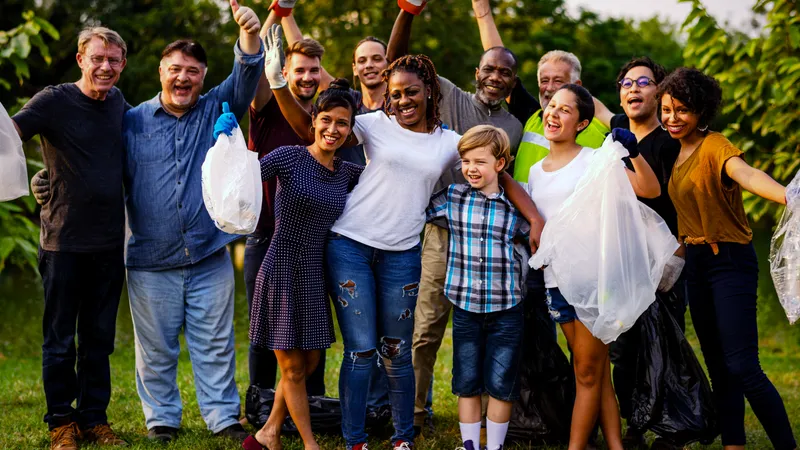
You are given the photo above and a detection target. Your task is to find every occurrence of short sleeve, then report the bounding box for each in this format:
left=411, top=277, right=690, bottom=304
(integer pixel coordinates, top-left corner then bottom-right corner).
left=352, top=110, right=383, bottom=146
left=12, top=86, right=58, bottom=141
left=426, top=187, right=450, bottom=222
left=260, top=145, right=301, bottom=181
left=445, top=130, right=462, bottom=167
left=610, top=114, right=629, bottom=130
left=341, top=160, right=364, bottom=192
left=706, top=134, right=744, bottom=180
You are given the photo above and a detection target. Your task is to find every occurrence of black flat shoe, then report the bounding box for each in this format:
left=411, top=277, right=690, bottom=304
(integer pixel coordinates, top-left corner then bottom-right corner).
left=146, top=426, right=179, bottom=443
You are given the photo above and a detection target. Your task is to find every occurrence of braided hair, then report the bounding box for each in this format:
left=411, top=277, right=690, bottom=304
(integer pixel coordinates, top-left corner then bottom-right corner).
left=382, top=54, right=442, bottom=133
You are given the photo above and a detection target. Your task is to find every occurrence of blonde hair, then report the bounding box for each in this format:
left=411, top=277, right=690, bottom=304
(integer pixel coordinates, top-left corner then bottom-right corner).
left=457, top=125, right=511, bottom=169
left=538, top=50, right=581, bottom=83
left=78, top=27, right=127, bottom=59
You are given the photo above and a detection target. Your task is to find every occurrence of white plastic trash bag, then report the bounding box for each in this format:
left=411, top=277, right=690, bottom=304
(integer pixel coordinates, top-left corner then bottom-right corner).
left=530, top=135, right=678, bottom=343
left=201, top=126, right=262, bottom=235
left=769, top=169, right=800, bottom=324
left=0, top=102, right=28, bottom=202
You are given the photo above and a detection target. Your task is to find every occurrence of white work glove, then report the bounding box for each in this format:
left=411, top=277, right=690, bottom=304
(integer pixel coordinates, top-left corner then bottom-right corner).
left=398, top=0, right=428, bottom=15
left=269, top=0, right=297, bottom=17
left=263, top=24, right=286, bottom=89
left=658, top=254, right=685, bottom=293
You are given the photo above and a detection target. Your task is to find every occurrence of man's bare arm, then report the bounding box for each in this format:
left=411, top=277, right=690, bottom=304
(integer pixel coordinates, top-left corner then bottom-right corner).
left=473, top=0, right=504, bottom=50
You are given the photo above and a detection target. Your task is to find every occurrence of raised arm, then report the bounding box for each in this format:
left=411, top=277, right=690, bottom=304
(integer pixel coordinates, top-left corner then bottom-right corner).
left=231, top=0, right=262, bottom=55
left=499, top=172, right=544, bottom=252
left=473, top=0, right=504, bottom=49
left=280, top=12, right=335, bottom=90
left=251, top=10, right=281, bottom=112
left=594, top=97, right=614, bottom=129
left=386, top=10, right=415, bottom=62
left=725, top=156, right=787, bottom=205
left=263, top=24, right=358, bottom=146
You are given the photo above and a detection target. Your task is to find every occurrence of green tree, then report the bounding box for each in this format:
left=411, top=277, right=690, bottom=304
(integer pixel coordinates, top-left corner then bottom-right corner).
left=681, top=0, right=800, bottom=222
left=0, top=10, right=58, bottom=274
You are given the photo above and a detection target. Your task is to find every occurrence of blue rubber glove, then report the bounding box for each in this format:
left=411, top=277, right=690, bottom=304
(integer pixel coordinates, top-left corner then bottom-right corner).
left=213, top=102, right=238, bottom=139
left=611, top=128, right=639, bottom=159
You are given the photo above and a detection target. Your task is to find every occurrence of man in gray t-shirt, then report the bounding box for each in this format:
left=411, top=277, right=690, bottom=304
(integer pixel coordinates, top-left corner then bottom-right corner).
left=384, top=7, right=524, bottom=434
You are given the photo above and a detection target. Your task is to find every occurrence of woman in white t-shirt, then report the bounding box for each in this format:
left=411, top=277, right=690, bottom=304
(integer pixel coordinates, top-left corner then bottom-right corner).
left=261, top=24, right=541, bottom=449
left=526, top=84, right=660, bottom=450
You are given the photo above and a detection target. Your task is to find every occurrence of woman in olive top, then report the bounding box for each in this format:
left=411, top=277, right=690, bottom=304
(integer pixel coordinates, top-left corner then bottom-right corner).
left=660, top=67, right=796, bottom=450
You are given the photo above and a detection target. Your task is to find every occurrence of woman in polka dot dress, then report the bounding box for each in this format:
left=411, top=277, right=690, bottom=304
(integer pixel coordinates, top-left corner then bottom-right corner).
left=240, top=79, right=363, bottom=450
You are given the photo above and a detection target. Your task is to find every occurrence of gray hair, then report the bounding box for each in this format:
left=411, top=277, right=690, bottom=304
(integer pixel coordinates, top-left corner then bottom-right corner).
left=78, top=27, right=127, bottom=59
left=537, top=50, right=581, bottom=83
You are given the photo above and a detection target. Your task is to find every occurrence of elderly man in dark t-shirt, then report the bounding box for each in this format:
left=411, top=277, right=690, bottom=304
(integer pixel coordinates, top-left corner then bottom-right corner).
left=12, top=27, right=129, bottom=449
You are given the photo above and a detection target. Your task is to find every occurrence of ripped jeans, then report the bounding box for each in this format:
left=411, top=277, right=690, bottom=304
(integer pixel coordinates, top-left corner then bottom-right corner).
left=325, top=233, right=421, bottom=447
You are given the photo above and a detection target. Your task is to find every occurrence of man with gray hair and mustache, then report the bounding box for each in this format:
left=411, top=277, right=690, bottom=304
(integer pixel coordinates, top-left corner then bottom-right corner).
left=13, top=26, right=130, bottom=449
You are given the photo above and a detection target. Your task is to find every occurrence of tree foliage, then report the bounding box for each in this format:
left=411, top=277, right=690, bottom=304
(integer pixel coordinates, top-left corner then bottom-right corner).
left=681, top=0, right=800, bottom=222
left=0, top=10, right=57, bottom=274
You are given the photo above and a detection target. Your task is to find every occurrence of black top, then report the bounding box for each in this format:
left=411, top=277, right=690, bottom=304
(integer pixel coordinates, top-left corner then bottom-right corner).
left=13, top=83, right=127, bottom=252
left=508, top=78, right=541, bottom=126
left=612, top=114, right=680, bottom=237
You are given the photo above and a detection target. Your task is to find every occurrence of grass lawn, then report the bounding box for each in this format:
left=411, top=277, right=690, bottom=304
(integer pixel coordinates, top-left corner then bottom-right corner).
left=1, top=232, right=799, bottom=449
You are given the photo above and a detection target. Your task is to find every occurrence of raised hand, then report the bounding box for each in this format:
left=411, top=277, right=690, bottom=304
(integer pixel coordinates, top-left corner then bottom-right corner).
left=263, top=24, right=287, bottom=89
left=269, top=0, right=298, bottom=17
left=398, top=0, right=428, bottom=15
left=612, top=127, right=639, bottom=159
left=231, top=0, right=261, bottom=35
left=213, top=102, right=239, bottom=139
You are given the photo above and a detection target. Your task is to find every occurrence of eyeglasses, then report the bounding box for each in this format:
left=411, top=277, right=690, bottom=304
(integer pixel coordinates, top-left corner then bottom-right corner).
left=88, top=55, right=124, bottom=67
left=619, top=76, right=655, bottom=89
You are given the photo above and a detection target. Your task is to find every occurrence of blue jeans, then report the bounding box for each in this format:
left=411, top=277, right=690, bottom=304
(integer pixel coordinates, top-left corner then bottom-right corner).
left=243, top=235, right=326, bottom=395
left=325, top=234, right=421, bottom=447
left=39, top=247, right=125, bottom=430
left=686, top=242, right=796, bottom=449
left=127, top=248, right=240, bottom=433
left=452, top=303, right=524, bottom=401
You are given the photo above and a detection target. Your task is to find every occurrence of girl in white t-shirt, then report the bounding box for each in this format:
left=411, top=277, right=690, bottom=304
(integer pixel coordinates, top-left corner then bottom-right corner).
left=526, top=84, right=660, bottom=450
left=262, top=24, right=540, bottom=449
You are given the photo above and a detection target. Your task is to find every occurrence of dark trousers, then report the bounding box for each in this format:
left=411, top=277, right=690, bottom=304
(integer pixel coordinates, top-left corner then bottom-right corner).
left=39, top=246, right=124, bottom=430
left=609, top=278, right=687, bottom=423
left=686, top=242, right=796, bottom=449
left=244, top=235, right=326, bottom=396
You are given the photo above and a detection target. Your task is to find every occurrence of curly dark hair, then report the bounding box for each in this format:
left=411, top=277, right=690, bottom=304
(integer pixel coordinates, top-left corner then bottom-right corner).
left=615, top=56, right=667, bottom=92
left=382, top=54, right=442, bottom=133
left=313, top=78, right=357, bottom=127
left=657, top=67, right=722, bottom=129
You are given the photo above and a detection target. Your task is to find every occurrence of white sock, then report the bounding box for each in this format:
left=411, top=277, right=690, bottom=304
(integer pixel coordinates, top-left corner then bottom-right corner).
left=486, top=418, right=509, bottom=450
left=458, top=421, right=481, bottom=448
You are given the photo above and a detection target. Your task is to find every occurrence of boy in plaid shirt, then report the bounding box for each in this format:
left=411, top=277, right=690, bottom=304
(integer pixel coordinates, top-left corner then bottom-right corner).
left=426, top=125, right=529, bottom=450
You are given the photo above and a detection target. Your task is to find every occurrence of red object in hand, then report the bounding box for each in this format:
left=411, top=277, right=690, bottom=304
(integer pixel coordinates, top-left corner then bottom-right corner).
left=269, top=0, right=295, bottom=17
left=398, top=0, right=428, bottom=15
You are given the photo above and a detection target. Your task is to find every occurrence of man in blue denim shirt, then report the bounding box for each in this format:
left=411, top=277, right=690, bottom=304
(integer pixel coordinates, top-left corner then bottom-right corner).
left=122, top=1, right=264, bottom=443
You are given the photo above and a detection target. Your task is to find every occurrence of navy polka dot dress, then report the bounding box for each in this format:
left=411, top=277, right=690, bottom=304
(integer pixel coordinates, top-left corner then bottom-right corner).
left=250, top=145, right=363, bottom=350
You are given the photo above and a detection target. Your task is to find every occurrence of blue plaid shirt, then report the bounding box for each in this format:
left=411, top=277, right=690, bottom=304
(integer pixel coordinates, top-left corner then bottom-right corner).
left=122, top=40, right=264, bottom=270
left=426, top=183, right=529, bottom=313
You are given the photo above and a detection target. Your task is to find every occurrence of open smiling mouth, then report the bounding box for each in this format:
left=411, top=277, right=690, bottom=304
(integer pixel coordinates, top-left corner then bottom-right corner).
left=399, top=105, right=417, bottom=117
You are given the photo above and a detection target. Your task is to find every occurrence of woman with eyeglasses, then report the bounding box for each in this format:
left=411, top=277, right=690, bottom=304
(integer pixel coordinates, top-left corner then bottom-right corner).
left=660, top=67, right=796, bottom=450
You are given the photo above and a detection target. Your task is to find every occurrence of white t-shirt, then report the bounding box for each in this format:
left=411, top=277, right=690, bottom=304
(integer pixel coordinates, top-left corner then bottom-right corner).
left=527, top=147, right=594, bottom=288
left=331, top=111, right=461, bottom=251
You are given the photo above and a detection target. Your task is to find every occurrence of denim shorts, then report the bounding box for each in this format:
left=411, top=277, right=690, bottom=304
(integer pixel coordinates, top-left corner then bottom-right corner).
left=546, top=287, right=577, bottom=323
left=451, top=302, right=523, bottom=401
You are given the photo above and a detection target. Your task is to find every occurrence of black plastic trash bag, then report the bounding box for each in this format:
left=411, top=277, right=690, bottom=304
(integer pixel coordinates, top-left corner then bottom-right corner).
left=507, top=297, right=575, bottom=445
left=628, top=298, right=719, bottom=446
left=245, top=385, right=342, bottom=435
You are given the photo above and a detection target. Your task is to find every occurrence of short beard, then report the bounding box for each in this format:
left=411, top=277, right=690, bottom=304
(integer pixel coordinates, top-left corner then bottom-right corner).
left=476, top=89, right=504, bottom=108
left=290, top=84, right=318, bottom=102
